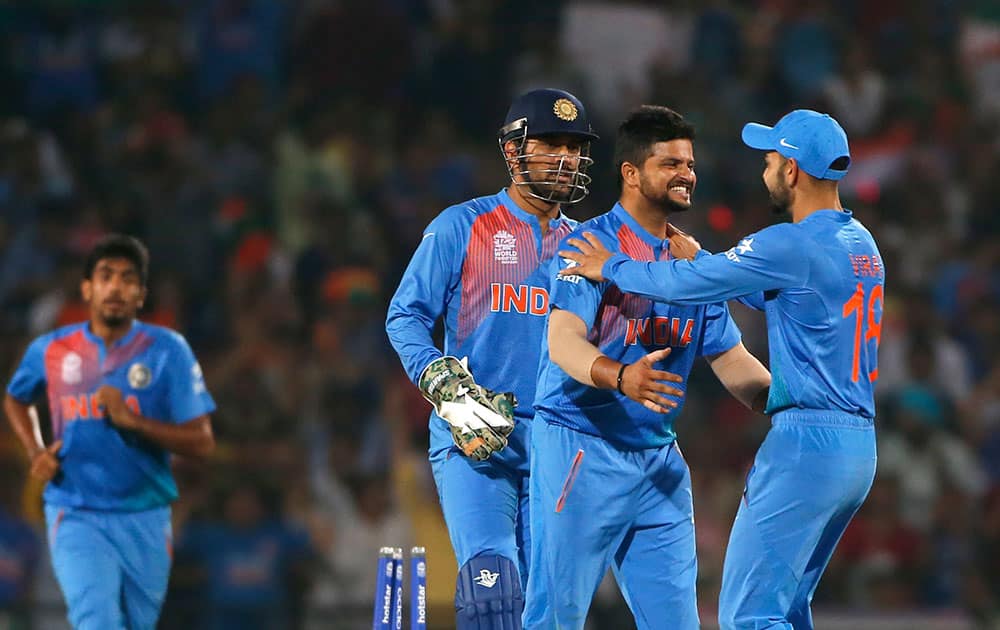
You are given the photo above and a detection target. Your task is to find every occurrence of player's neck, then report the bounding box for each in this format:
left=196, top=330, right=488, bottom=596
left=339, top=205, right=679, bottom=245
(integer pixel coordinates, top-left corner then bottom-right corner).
left=790, top=189, right=842, bottom=223
left=506, top=185, right=561, bottom=233
left=89, top=319, right=134, bottom=346
left=619, top=194, right=671, bottom=240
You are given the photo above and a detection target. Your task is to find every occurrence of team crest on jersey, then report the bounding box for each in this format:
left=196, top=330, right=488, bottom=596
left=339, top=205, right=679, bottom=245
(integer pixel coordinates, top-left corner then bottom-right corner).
left=128, top=362, right=152, bottom=389
left=493, top=230, right=518, bottom=265
left=61, top=352, right=82, bottom=384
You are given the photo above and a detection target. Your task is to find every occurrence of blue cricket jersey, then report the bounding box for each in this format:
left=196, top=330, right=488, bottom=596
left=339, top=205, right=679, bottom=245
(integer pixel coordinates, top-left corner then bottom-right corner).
left=602, top=208, right=884, bottom=419
left=7, top=321, right=216, bottom=511
left=535, top=204, right=741, bottom=450
left=386, top=189, right=578, bottom=423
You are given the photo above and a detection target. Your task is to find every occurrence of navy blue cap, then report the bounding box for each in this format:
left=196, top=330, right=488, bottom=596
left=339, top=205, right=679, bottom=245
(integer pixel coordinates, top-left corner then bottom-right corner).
left=741, top=109, right=850, bottom=181
left=500, top=88, right=598, bottom=142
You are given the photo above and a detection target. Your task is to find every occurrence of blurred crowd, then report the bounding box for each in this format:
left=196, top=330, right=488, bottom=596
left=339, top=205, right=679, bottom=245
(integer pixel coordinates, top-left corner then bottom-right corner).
left=0, top=1, right=998, bottom=628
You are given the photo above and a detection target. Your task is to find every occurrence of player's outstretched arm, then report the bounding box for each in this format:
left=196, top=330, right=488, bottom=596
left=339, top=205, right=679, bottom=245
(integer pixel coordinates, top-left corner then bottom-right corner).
left=558, top=227, right=701, bottom=284
left=95, top=386, right=215, bottom=458
left=548, top=309, right=683, bottom=414
left=705, top=342, right=771, bottom=413
left=564, top=227, right=806, bottom=306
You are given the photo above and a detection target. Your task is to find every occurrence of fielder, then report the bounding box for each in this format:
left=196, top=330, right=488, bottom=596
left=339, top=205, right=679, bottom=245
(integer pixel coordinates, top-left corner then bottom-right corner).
left=560, top=109, right=884, bottom=629
left=525, top=106, right=771, bottom=629
left=4, top=234, right=216, bottom=629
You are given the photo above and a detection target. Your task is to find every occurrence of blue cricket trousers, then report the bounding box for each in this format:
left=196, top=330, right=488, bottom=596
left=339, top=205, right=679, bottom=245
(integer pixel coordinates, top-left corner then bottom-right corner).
left=45, top=504, right=172, bottom=630
left=718, top=411, right=876, bottom=629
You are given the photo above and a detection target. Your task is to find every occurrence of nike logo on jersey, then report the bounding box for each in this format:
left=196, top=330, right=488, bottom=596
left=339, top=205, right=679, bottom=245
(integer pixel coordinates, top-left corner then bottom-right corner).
left=422, top=232, right=435, bottom=240
left=779, top=138, right=799, bottom=150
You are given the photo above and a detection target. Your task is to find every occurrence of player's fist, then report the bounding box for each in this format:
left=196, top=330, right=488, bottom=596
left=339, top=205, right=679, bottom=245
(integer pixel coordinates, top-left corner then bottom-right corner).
left=95, top=385, right=137, bottom=429
left=30, top=440, right=62, bottom=482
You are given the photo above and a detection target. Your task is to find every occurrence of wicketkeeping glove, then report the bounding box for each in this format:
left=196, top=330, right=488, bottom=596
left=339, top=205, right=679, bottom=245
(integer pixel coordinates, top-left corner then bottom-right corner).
left=418, top=356, right=517, bottom=461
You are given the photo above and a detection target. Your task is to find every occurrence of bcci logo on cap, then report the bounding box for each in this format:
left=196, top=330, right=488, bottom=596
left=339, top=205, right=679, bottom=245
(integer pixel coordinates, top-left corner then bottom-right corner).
left=553, top=98, right=578, bottom=121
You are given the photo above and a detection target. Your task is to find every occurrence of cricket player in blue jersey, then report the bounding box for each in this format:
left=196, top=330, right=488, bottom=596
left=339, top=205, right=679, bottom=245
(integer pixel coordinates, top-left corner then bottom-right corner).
left=385, top=88, right=598, bottom=629
left=3, top=234, right=216, bottom=630
left=560, top=109, right=885, bottom=629
left=525, top=106, right=771, bottom=630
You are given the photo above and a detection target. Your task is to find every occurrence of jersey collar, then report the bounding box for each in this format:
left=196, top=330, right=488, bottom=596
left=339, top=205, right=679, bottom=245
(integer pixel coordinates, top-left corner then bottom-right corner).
left=611, top=203, right=668, bottom=248
left=804, top=208, right=853, bottom=224
left=83, top=319, right=140, bottom=348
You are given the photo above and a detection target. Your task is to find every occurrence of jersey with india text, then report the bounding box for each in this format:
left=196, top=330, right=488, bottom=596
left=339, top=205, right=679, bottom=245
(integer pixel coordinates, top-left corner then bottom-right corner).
left=603, top=208, right=884, bottom=420
left=386, top=189, right=577, bottom=423
left=7, top=321, right=215, bottom=511
left=535, top=203, right=741, bottom=449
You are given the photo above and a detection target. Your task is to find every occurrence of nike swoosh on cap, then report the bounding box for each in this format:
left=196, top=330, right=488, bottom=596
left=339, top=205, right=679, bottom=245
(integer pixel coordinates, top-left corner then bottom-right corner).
left=779, top=138, right=799, bottom=150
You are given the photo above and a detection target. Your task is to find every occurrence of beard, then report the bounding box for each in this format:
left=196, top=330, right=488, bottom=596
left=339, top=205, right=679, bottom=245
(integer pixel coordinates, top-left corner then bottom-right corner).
left=639, top=176, right=692, bottom=213
left=97, top=302, right=135, bottom=328
left=666, top=198, right=692, bottom=213
left=523, top=168, right=577, bottom=203
left=100, top=313, right=132, bottom=328
left=768, top=180, right=791, bottom=216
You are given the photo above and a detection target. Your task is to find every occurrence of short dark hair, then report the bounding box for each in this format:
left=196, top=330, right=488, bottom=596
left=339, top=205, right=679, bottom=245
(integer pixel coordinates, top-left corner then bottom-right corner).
left=614, top=105, right=695, bottom=186
left=83, top=234, right=149, bottom=285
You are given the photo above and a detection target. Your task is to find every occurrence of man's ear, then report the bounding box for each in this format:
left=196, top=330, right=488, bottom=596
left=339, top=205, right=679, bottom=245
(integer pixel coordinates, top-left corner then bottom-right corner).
left=621, top=161, right=639, bottom=188
left=502, top=139, right=520, bottom=161
left=785, top=157, right=800, bottom=187
left=81, top=279, right=92, bottom=303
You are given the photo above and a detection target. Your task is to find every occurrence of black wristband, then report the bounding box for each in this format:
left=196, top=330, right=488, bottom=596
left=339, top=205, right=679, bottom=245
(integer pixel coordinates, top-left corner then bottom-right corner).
left=616, top=363, right=627, bottom=395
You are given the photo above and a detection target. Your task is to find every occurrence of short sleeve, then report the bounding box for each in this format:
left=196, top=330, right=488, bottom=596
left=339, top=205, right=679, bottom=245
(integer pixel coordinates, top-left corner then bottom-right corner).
left=6, top=337, right=48, bottom=403
left=697, top=302, right=742, bottom=357
left=163, top=333, right=216, bottom=423
left=549, top=236, right=608, bottom=330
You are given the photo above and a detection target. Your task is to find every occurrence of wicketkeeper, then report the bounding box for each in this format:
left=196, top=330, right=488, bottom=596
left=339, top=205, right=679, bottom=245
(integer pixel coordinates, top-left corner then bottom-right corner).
left=386, top=87, right=599, bottom=629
